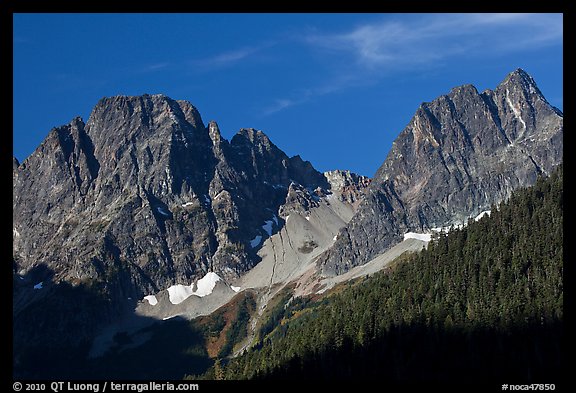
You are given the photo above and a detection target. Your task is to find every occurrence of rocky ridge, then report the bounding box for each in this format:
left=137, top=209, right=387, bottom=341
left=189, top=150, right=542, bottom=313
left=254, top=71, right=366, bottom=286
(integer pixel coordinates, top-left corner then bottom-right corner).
left=13, top=94, right=333, bottom=303
left=318, top=69, right=563, bottom=275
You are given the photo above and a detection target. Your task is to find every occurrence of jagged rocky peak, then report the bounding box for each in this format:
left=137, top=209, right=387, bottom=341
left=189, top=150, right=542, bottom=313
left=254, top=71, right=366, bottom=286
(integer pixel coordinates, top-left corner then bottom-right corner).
left=324, top=170, right=369, bottom=190
left=485, top=69, right=562, bottom=144
left=289, top=155, right=330, bottom=189
left=493, top=68, right=558, bottom=114
left=91, top=94, right=204, bottom=123
left=324, top=170, right=371, bottom=206
left=499, top=68, right=543, bottom=96
left=319, top=69, right=563, bottom=276
left=229, top=127, right=328, bottom=189
left=174, top=98, right=205, bottom=129
left=279, top=182, right=321, bottom=218
left=208, top=120, right=222, bottom=142
left=449, top=83, right=479, bottom=97
left=86, top=94, right=206, bottom=148
left=13, top=92, right=335, bottom=313
left=233, top=127, right=273, bottom=148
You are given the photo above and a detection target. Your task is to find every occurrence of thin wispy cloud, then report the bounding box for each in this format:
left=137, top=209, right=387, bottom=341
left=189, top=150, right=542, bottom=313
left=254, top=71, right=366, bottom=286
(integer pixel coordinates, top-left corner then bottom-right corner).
left=307, top=13, right=562, bottom=69
left=263, top=98, right=299, bottom=115
left=136, top=46, right=267, bottom=76
left=262, top=13, right=562, bottom=116
left=190, top=44, right=271, bottom=69
left=261, top=74, right=361, bottom=116
left=143, top=62, right=170, bottom=72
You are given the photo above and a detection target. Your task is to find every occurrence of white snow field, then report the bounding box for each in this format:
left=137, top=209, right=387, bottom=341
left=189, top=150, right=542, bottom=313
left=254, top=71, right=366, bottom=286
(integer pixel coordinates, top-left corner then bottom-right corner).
left=167, top=272, right=222, bottom=305
left=143, top=295, right=158, bottom=306
left=403, top=232, right=432, bottom=242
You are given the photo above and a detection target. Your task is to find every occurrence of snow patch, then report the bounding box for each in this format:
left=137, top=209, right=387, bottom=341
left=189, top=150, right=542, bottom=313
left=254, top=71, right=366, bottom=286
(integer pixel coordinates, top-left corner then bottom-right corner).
left=333, top=235, right=338, bottom=241
left=262, top=220, right=274, bottom=236
left=474, top=210, right=492, bottom=221
left=166, top=272, right=222, bottom=304
left=163, top=315, right=179, bottom=321
left=305, top=216, right=310, bottom=221
left=13, top=228, right=20, bottom=237
left=250, top=235, right=262, bottom=248
left=144, top=295, right=158, bottom=306
left=231, top=286, right=241, bottom=293
left=33, top=282, right=43, bottom=290
left=403, top=232, right=432, bottom=242
left=167, top=284, right=194, bottom=305
left=285, top=215, right=290, bottom=222
left=157, top=207, right=171, bottom=216
left=181, top=202, right=194, bottom=208
left=194, top=272, right=221, bottom=297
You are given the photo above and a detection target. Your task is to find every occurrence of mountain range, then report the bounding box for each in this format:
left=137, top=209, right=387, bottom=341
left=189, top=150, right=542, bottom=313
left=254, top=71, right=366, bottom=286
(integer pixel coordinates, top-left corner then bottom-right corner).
left=12, top=68, right=563, bottom=378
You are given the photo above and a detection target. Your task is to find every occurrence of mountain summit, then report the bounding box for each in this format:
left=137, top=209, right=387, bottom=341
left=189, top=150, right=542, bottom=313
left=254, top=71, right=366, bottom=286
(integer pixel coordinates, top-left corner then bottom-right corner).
left=318, top=68, right=563, bottom=274
left=13, top=94, right=329, bottom=303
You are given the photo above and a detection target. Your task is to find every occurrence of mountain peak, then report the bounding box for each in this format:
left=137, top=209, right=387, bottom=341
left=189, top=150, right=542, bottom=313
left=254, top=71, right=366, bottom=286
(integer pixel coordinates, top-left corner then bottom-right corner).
left=231, top=128, right=277, bottom=152
left=499, top=68, right=542, bottom=96
left=448, top=83, right=478, bottom=96
left=509, top=67, right=532, bottom=80
left=88, top=94, right=204, bottom=130
left=319, top=68, right=563, bottom=276
left=208, top=121, right=222, bottom=141
left=235, top=128, right=270, bottom=142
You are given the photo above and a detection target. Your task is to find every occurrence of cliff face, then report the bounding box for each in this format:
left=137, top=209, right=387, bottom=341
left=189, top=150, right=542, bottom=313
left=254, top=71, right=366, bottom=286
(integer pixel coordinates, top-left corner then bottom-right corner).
left=13, top=94, right=327, bottom=303
left=318, top=69, right=563, bottom=275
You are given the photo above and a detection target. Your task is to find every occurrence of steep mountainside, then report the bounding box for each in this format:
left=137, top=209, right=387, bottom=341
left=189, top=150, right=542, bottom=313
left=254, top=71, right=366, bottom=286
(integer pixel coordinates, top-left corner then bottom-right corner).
left=215, top=165, right=563, bottom=382
left=13, top=94, right=330, bottom=303
left=131, top=169, right=370, bottom=337
left=319, top=69, right=563, bottom=275
left=13, top=95, right=371, bottom=376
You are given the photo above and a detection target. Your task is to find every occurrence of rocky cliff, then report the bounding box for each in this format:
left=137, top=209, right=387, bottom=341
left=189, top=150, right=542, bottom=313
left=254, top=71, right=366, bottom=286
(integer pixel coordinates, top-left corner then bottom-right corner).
left=13, top=94, right=329, bottom=305
left=318, top=69, right=563, bottom=275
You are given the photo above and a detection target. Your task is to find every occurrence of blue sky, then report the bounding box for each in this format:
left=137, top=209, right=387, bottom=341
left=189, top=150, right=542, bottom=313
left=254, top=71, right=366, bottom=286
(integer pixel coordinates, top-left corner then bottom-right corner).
left=13, top=13, right=563, bottom=177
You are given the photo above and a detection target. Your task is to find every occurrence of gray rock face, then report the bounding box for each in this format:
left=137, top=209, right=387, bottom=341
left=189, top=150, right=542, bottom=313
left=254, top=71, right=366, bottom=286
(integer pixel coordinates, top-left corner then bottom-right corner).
left=319, top=69, right=563, bottom=275
left=324, top=170, right=371, bottom=208
left=13, top=94, right=328, bottom=305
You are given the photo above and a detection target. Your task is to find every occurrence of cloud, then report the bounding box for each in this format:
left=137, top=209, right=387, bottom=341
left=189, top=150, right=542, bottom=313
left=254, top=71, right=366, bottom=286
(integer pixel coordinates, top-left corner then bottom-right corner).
left=261, top=74, right=361, bottom=116
left=143, top=62, right=170, bottom=72
left=190, top=45, right=268, bottom=68
left=209, top=47, right=258, bottom=64
left=261, top=13, right=562, bottom=116
left=307, top=13, right=562, bottom=69
left=136, top=45, right=268, bottom=76
left=262, top=98, right=299, bottom=115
